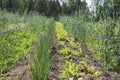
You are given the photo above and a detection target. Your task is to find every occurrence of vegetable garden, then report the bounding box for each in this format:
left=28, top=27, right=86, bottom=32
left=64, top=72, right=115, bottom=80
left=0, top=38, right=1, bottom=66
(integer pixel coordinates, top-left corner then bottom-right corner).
left=0, top=11, right=120, bottom=80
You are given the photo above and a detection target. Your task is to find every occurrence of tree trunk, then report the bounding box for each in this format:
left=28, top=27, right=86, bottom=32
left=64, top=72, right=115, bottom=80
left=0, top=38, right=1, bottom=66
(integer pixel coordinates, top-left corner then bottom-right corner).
left=0, top=0, right=2, bottom=10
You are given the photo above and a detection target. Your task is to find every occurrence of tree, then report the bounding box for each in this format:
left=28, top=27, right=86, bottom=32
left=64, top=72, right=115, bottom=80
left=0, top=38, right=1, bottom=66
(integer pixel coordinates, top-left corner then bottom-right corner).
left=60, top=0, right=88, bottom=15
left=61, top=1, right=67, bottom=14
left=0, top=0, right=2, bottom=10
left=7, top=0, right=12, bottom=11
left=34, top=0, right=47, bottom=14
left=75, top=0, right=81, bottom=11
left=92, top=0, right=106, bottom=21
left=56, top=0, right=61, bottom=14
left=2, top=0, right=8, bottom=10
left=18, top=0, right=27, bottom=13
left=46, top=0, right=58, bottom=17
left=103, top=0, right=120, bottom=20
left=11, top=0, right=18, bottom=12
left=67, top=0, right=76, bottom=14
left=27, top=0, right=34, bottom=11
left=113, top=0, right=120, bottom=19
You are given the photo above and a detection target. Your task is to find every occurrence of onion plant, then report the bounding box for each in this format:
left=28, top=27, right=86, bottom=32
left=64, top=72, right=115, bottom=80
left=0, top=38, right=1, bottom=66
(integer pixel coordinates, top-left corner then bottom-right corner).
left=31, top=20, right=54, bottom=80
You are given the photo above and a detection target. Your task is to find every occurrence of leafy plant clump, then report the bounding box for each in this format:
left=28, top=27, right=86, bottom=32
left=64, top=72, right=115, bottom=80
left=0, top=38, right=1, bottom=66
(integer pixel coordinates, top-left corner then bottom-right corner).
left=0, top=25, right=36, bottom=78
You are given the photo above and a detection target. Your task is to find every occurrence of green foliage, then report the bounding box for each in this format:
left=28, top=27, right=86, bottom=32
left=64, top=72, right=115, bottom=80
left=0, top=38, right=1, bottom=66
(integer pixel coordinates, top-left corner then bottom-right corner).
left=0, top=0, right=89, bottom=17
left=61, top=60, right=79, bottom=79
left=56, top=22, right=68, bottom=40
left=79, top=61, right=88, bottom=72
left=69, top=40, right=78, bottom=48
left=59, top=16, right=120, bottom=73
left=0, top=11, right=55, bottom=80
left=93, top=71, right=103, bottom=78
left=61, top=60, right=103, bottom=79
left=34, top=0, right=47, bottom=14
left=18, top=0, right=27, bottom=13
left=0, top=25, right=36, bottom=78
left=58, top=46, right=71, bottom=54
left=30, top=18, right=55, bottom=80
left=56, top=22, right=82, bottom=57
left=56, top=21, right=104, bottom=80
left=87, top=67, right=95, bottom=73
left=104, top=20, right=119, bottom=71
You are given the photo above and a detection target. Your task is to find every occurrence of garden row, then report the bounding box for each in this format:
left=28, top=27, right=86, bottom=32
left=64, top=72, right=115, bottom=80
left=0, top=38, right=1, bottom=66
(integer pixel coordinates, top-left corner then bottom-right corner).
left=59, top=16, right=120, bottom=73
left=0, top=11, right=54, bottom=80
left=49, top=22, right=109, bottom=80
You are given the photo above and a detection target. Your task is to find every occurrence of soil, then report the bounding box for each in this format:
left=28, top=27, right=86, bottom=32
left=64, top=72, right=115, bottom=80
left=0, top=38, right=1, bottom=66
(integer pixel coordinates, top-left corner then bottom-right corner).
left=4, top=47, right=37, bottom=80
left=48, top=30, right=66, bottom=80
